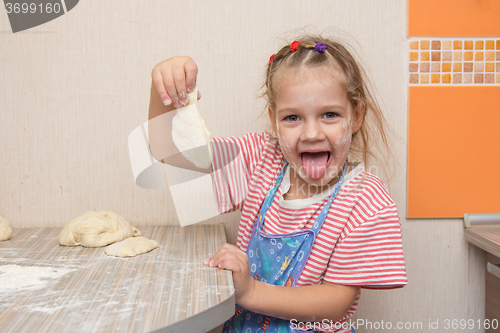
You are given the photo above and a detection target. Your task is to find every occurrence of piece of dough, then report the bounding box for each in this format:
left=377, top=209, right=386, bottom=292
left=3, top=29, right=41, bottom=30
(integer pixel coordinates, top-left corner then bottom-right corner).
left=58, top=211, right=141, bottom=247
left=171, top=86, right=213, bottom=169
left=0, top=215, right=12, bottom=241
left=104, top=236, right=158, bottom=257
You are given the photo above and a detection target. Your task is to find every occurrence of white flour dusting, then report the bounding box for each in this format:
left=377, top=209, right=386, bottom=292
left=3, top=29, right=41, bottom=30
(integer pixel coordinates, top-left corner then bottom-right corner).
left=0, top=265, right=73, bottom=292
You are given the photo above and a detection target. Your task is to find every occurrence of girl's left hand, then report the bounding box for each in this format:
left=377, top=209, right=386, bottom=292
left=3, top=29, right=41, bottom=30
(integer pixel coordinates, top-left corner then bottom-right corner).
left=204, top=243, right=255, bottom=305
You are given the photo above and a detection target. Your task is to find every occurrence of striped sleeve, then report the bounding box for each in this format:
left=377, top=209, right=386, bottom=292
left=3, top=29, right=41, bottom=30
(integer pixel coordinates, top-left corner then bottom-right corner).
left=211, top=133, right=271, bottom=213
left=324, top=203, right=408, bottom=289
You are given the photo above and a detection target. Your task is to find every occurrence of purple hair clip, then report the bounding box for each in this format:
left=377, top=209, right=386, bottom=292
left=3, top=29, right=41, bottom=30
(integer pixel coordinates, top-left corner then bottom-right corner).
left=314, top=42, right=327, bottom=53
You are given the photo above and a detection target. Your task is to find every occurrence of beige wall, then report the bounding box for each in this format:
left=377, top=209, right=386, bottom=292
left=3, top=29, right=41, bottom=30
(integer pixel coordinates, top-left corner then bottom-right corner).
left=0, top=1, right=484, bottom=332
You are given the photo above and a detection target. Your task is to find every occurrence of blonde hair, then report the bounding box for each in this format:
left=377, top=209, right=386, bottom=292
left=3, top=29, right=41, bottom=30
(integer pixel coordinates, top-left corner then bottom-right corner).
left=263, top=35, right=392, bottom=171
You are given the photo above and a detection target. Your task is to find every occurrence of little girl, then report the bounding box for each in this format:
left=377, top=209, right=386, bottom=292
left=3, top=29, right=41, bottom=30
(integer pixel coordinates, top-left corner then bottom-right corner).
left=148, top=36, right=407, bottom=333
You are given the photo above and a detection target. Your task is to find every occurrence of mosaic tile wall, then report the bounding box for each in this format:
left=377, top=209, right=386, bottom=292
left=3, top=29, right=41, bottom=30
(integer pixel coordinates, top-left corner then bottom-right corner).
left=408, top=38, right=500, bottom=85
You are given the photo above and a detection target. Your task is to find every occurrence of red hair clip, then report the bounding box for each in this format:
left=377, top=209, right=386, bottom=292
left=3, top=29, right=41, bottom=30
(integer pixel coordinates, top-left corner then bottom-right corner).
left=269, top=54, right=276, bottom=63
left=290, top=41, right=300, bottom=52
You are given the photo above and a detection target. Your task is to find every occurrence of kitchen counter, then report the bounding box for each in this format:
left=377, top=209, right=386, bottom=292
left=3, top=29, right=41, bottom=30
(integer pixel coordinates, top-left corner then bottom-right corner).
left=464, top=220, right=500, bottom=331
left=0, top=225, right=234, bottom=333
left=464, top=226, right=500, bottom=258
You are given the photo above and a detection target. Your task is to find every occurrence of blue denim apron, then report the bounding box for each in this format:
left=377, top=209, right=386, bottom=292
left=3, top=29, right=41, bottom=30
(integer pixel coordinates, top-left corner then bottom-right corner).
left=223, top=162, right=349, bottom=333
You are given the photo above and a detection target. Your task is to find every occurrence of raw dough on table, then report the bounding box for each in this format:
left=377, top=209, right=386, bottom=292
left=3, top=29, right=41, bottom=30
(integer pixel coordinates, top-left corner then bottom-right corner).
left=58, top=211, right=141, bottom=247
left=171, top=86, right=213, bottom=169
left=0, top=215, right=12, bottom=241
left=104, top=236, right=158, bottom=257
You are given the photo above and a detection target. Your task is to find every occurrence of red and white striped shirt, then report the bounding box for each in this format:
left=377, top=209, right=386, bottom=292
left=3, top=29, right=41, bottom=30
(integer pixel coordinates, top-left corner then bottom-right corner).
left=212, top=132, right=407, bottom=332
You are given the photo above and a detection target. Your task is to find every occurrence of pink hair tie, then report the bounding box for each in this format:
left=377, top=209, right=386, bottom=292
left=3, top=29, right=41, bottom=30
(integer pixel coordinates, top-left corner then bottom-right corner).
left=269, top=54, right=276, bottom=63
left=290, top=41, right=300, bottom=52
left=314, top=42, right=327, bottom=53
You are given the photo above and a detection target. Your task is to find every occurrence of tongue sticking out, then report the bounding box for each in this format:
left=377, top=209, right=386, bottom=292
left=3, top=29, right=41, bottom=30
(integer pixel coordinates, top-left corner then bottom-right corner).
left=301, top=152, right=329, bottom=179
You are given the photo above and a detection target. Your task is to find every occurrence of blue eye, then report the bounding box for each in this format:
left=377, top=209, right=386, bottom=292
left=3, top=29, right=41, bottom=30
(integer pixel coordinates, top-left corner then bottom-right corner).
left=285, top=115, right=299, bottom=122
left=323, top=112, right=338, bottom=119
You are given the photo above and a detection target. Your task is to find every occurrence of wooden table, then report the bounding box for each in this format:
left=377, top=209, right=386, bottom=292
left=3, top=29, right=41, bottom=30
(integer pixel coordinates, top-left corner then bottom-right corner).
left=0, top=225, right=235, bottom=333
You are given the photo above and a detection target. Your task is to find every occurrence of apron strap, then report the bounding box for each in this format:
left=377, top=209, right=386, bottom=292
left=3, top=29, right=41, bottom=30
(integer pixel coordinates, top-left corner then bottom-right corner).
left=258, top=161, right=288, bottom=229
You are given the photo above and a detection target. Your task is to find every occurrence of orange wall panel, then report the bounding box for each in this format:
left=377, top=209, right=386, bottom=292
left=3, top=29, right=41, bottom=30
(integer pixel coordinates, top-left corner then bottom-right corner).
left=407, top=86, right=500, bottom=218
left=408, top=0, right=500, bottom=37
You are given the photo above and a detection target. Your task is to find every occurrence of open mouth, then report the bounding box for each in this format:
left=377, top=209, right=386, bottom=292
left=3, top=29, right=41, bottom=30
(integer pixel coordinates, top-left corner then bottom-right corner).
left=299, top=151, right=331, bottom=179
left=300, top=151, right=331, bottom=163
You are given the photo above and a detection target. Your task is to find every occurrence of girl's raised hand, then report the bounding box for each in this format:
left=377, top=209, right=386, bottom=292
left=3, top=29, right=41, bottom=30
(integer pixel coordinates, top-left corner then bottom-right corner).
left=151, top=56, right=200, bottom=108
left=204, top=243, right=256, bottom=305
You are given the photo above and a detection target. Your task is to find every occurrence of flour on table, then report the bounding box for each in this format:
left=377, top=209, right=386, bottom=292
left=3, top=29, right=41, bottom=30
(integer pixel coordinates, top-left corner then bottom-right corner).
left=58, top=211, right=141, bottom=247
left=0, top=265, right=73, bottom=292
left=0, top=215, right=12, bottom=241
left=171, top=85, right=213, bottom=169
left=104, top=236, right=158, bottom=257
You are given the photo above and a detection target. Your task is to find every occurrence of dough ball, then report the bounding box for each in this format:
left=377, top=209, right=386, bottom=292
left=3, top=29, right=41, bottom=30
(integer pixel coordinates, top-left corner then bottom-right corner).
left=0, top=215, right=12, bottom=241
left=104, top=236, right=158, bottom=258
left=171, top=86, right=213, bottom=169
left=58, top=211, right=141, bottom=247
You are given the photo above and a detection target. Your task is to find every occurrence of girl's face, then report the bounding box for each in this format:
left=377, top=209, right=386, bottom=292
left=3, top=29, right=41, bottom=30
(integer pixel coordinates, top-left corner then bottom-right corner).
left=269, top=67, right=363, bottom=196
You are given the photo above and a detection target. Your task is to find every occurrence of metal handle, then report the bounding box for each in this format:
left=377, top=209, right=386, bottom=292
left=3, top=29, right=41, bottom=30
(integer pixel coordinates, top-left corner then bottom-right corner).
left=487, top=262, right=500, bottom=279
left=463, top=213, right=500, bottom=228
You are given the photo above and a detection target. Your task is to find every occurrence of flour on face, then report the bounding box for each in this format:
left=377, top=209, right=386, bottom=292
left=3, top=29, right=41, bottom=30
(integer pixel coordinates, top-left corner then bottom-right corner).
left=335, top=114, right=352, bottom=148
left=271, top=67, right=355, bottom=194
